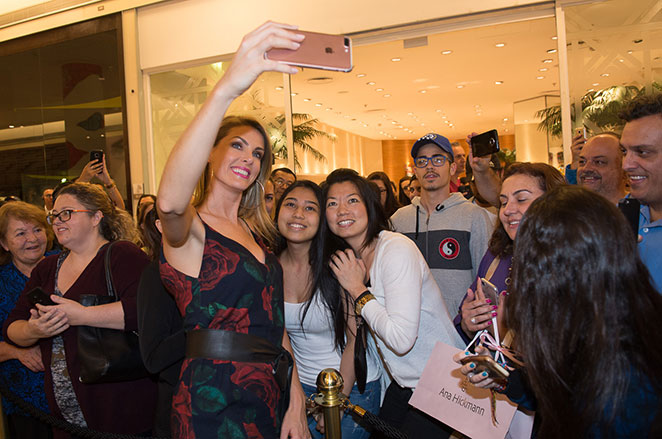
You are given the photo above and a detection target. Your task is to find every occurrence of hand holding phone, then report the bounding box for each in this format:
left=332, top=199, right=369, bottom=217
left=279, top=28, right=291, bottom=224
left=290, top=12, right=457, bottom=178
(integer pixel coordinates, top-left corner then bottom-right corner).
left=460, top=354, right=510, bottom=380
left=480, top=278, right=499, bottom=307
left=470, top=129, right=500, bottom=158
left=26, top=287, right=56, bottom=307
left=90, top=150, right=104, bottom=175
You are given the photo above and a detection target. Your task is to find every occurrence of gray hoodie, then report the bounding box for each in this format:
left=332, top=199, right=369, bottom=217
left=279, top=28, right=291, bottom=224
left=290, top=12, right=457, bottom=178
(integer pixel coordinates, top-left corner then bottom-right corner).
left=390, top=192, right=495, bottom=314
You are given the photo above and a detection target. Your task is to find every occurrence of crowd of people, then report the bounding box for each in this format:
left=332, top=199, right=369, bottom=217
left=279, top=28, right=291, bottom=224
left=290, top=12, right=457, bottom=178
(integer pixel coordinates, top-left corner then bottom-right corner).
left=0, top=22, right=660, bottom=439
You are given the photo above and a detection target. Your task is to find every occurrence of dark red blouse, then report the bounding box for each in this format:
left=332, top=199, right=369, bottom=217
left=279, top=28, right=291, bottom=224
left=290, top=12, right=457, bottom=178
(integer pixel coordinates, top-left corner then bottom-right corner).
left=3, top=241, right=156, bottom=438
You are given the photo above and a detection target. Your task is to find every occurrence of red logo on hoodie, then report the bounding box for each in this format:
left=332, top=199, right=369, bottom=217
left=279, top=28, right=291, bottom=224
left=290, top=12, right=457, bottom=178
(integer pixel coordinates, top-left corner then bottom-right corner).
left=439, top=238, right=460, bottom=260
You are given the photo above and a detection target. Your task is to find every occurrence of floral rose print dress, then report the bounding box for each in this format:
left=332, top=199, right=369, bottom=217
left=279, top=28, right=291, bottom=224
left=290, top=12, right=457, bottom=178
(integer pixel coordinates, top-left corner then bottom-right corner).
left=160, top=219, right=284, bottom=439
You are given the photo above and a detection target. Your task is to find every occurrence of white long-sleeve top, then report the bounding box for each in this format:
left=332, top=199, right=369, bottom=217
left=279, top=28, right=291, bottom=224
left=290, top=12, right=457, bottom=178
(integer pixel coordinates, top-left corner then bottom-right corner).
left=361, top=231, right=464, bottom=389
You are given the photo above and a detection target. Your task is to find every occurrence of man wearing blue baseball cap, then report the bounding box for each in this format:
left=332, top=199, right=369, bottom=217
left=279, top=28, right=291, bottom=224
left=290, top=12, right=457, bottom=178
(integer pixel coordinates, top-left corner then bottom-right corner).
left=391, top=133, right=495, bottom=316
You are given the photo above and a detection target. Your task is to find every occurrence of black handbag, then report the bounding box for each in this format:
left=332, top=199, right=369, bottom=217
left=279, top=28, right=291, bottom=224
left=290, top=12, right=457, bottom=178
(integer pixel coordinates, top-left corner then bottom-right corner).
left=77, top=241, right=149, bottom=384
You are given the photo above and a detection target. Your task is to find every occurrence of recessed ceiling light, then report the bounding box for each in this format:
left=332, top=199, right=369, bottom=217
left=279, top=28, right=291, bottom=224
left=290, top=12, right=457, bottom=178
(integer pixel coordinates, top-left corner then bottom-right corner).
left=315, top=103, right=322, bottom=107
left=356, top=73, right=366, bottom=78
left=551, top=36, right=558, bottom=40
left=536, top=76, right=545, bottom=80
left=376, top=88, right=384, bottom=92
left=444, top=120, right=449, bottom=124
left=303, top=98, right=312, bottom=102
left=627, top=50, right=633, bottom=54
left=495, top=81, right=504, bottom=85
left=391, top=57, right=401, bottom=62
left=100, top=133, right=105, bottom=137
left=384, top=94, right=391, bottom=97
left=419, top=90, right=427, bottom=94
left=457, top=85, right=464, bottom=89
left=495, top=43, right=506, bottom=47
left=436, top=109, right=442, bottom=113
left=592, top=82, right=599, bottom=86
left=8, top=125, right=15, bottom=128
left=503, top=118, right=509, bottom=121
left=547, top=49, right=557, bottom=53
left=619, top=59, right=625, bottom=62
left=543, top=59, right=553, bottom=63
left=539, top=68, right=548, bottom=72
left=601, top=73, right=609, bottom=77
left=363, top=123, right=369, bottom=127
left=366, top=82, right=376, bottom=86
left=391, top=121, right=397, bottom=124
left=325, top=108, right=332, bottom=111
left=344, top=115, right=351, bottom=118
left=291, top=93, right=299, bottom=97
left=408, top=112, right=414, bottom=116
left=441, top=50, right=453, bottom=55
left=275, top=86, right=283, bottom=90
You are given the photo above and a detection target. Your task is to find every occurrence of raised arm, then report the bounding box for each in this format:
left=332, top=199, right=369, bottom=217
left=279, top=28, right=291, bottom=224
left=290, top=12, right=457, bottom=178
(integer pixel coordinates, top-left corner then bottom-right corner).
left=467, top=133, right=501, bottom=207
left=157, top=22, right=303, bottom=249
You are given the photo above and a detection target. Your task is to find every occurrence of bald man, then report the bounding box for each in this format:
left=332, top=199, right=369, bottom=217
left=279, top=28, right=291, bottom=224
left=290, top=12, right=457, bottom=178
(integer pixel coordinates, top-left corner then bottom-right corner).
left=577, top=133, right=627, bottom=204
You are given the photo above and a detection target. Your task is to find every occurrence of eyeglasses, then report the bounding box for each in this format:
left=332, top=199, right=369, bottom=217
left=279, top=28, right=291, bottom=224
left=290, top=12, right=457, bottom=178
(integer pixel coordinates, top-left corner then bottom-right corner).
left=273, top=178, right=293, bottom=188
left=414, top=155, right=450, bottom=168
left=47, top=209, right=94, bottom=225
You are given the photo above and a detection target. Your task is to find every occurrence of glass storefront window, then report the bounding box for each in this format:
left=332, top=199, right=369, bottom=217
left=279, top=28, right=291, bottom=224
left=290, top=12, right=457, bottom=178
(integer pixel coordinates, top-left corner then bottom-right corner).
left=564, top=0, right=662, bottom=136
left=0, top=16, right=127, bottom=206
left=149, top=63, right=285, bottom=188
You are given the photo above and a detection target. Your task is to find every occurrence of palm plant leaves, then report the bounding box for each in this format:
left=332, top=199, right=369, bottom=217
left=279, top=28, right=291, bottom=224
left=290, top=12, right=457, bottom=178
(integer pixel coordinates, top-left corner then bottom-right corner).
left=271, top=113, right=330, bottom=171
left=536, top=83, right=658, bottom=136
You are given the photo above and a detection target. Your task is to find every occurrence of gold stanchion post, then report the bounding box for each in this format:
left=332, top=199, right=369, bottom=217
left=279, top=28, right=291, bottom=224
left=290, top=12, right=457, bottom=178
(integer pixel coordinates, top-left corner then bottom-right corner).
left=314, top=368, right=344, bottom=439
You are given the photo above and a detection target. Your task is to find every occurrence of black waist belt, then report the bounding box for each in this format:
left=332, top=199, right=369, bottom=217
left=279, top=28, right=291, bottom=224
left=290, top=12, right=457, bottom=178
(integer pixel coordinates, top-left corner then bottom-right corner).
left=186, top=328, right=294, bottom=422
left=186, top=328, right=283, bottom=363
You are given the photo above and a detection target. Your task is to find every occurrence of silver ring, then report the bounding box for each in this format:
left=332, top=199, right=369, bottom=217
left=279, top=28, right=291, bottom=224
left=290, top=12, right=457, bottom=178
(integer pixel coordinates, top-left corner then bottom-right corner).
left=471, top=317, right=476, bottom=324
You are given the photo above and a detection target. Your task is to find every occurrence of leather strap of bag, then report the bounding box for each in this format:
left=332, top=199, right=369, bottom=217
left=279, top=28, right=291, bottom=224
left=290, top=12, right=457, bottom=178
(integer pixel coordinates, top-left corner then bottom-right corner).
left=186, top=328, right=283, bottom=363
left=104, top=240, right=119, bottom=300
left=484, top=256, right=501, bottom=283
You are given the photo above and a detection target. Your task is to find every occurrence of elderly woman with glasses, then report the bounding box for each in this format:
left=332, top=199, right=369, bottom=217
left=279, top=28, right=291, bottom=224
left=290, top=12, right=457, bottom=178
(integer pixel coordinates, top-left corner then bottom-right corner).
left=0, top=201, right=56, bottom=438
left=3, top=183, right=156, bottom=439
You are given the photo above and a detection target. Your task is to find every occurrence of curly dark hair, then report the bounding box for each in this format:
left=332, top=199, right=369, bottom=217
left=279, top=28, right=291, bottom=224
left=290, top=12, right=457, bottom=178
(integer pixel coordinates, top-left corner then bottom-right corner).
left=488, top=162, right=565, bottom=257
left=505, top=185, right=662, bottom=438
left=619, top=93, right=662, bottom=121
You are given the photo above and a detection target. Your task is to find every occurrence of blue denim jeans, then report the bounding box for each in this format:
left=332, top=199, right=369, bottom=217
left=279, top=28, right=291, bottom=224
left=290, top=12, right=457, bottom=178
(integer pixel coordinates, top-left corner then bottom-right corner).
left=301, top=379, right=380, bottom=439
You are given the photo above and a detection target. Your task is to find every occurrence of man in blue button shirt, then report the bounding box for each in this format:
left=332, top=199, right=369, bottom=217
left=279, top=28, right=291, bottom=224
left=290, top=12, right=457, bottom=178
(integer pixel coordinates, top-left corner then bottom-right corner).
left=620, top=94, right=662, bottom=292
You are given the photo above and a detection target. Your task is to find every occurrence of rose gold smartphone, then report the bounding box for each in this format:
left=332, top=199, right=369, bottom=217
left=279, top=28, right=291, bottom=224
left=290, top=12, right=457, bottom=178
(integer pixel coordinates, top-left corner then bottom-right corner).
left=266, top=30, right=353, bottom=72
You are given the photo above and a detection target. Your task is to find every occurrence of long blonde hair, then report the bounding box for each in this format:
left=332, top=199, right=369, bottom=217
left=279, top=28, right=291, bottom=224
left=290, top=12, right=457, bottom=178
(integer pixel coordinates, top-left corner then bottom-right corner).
left=192, top=116, right=277, bottom=246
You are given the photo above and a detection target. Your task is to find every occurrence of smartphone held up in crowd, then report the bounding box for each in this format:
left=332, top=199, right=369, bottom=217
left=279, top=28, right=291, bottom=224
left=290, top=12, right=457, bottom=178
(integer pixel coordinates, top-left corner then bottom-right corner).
left=470, top=129, right=500, bottom=158
left=266, top=30, right=353, bottom=72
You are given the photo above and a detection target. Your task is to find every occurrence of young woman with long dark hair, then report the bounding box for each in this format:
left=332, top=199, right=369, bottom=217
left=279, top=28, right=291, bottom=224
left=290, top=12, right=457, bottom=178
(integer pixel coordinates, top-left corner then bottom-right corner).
left=456, top=185, right=662, bottom=438
left=275, top=180, right=380, bottom=438
left=324, top=168, right=463, bottom=438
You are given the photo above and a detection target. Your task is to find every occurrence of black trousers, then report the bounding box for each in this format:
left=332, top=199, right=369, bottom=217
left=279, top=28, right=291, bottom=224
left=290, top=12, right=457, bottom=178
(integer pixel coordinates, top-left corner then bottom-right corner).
left=372, top=381, right=453, bottom=439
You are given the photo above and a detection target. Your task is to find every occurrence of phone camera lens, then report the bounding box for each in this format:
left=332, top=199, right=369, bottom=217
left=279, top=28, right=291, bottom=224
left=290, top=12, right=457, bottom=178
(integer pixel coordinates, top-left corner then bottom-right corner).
left=344, top=37, right=350, bottom=47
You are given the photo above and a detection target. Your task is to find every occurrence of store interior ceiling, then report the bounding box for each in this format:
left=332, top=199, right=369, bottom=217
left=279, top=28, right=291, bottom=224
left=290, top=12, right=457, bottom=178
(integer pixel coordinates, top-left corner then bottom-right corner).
left=2, top=0, right=660, bottom=146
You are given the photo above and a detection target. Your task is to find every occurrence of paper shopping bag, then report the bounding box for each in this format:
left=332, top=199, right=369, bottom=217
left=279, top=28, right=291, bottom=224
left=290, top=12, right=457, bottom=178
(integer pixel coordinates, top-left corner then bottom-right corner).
left=409, top=341, right=518, bottom=439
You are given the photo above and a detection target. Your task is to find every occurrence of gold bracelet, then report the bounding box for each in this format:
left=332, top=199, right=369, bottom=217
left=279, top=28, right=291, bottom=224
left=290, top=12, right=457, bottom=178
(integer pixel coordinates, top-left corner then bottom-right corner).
left=354, top=290, right=375, bottom=316
left=104, top=181, right=116, bottom=189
